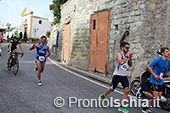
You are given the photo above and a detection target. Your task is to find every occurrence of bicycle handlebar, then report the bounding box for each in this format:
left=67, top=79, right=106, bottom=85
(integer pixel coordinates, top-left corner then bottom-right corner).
left=12, top=52, right=24, bottom=54
left=12, top=52, right=24, bottom=58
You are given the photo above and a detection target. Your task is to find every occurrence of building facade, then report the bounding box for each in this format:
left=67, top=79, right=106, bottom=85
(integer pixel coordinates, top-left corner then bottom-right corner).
left=50, top=0, right=170, bottom=78
left=20, top=8, right=51, bottom=38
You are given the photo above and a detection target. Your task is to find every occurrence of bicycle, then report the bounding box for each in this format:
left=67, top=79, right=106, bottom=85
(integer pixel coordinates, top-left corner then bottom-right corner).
left=8, top=52, right=23, bottom=75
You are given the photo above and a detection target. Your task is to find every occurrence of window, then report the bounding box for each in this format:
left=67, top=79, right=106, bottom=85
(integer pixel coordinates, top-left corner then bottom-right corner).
left=115, top=25, right=118, bottom=30
left=93, top=20, right=96, bottom=29
left=39, top=20, right=42, bottom=24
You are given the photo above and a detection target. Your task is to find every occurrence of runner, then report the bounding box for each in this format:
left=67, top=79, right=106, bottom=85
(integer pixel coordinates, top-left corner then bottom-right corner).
left=145, top=47, right=170, bottom=112
left=29, top=36, right=51, bottom=86
left=99, top=42, right=133, bottom=113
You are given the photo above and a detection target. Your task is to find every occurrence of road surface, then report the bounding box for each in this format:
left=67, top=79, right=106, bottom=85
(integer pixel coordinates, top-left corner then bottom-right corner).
left=0, top=43, right=169, bottom=113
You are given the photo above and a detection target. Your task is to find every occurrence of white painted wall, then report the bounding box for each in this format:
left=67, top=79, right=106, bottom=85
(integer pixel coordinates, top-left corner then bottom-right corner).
left=31, top=17, right=51, bottom=38
left=21, top=14, right=31, bottom=38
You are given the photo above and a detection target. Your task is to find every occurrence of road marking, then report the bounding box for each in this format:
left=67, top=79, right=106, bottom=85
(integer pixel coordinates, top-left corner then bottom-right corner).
left=48, top=58, right=136, bottom=98
left=19, top=61, right=53, bottom=64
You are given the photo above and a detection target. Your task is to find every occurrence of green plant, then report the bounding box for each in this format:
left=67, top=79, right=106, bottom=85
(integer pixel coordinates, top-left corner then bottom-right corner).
left=105, top=68, right=109, bottom=76
left=52, top=0, right=68, bottom=25
left=14, top=29, right=18, bottom=35
left=46, top=31, right=51, bottom=38
left=52, top=0, right=61, bottom=25
left=28, top=38, right=39, bottom=42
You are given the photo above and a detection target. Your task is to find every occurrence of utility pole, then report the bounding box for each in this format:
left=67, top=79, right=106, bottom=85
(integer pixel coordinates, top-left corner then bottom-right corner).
left=6, top=23, right=11, bottom=42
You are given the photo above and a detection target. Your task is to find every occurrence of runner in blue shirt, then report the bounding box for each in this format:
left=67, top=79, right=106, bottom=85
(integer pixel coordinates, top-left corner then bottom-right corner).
left=145, top=47, right=170, bottom=112
left=30, top=36, right=51, bottom=86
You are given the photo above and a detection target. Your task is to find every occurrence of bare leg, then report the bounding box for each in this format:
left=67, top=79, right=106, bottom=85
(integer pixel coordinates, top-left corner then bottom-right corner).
left=159, top=92, right=163, bottom=99
left=7, top=54, right=12, bottom=63
left=14, top=49, right=19, bottom=58
left=40, top=63, right=45, bottom=73
left=103, top=88, right=114, bottom=96
left=36, top=60, right=42, bottom=80
left=152, top=91, right=160, bottom=107
left=144, top=92, right=154, bottom=107
left=121, top=87, right=129, bottom=101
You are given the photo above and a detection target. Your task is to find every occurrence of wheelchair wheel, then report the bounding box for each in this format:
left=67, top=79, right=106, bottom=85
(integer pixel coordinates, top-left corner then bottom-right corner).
left=130, top=80, right=140, bottom=96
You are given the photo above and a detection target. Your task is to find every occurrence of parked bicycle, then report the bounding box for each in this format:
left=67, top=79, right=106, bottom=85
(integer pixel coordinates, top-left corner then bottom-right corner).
left=8, top=52, right=23, bottom=75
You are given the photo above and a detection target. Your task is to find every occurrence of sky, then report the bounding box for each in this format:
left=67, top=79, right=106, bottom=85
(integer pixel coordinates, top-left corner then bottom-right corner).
left=0, top=0, right=53, bottom=28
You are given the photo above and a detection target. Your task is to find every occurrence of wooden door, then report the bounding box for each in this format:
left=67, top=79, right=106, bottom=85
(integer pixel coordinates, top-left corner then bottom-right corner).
left=89, top=11, right=110, bottom=73
left=63, top=22, right=71, bottom=63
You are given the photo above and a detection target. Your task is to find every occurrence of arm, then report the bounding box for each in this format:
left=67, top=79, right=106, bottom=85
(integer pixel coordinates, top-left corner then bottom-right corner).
left=9, top=44, right=12, bottom=52
left=164, top=63, right=170, bottom=76
left=146, top=65, right=160, bottom=80
left=30, top=43, right=38, bottom=50
left=128, top=57, right=132, bottom=67
left=45, top=45, right=51, bottom=58
left=127, top=52, right=133, bottom=67
left=165, top=72, right=170, bottom=76
left=116, top=53, right=129, bottom=65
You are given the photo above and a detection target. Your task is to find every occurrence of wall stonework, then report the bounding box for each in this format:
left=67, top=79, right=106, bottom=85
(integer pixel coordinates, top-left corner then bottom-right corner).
left=52, top=0, right=170, bottom=78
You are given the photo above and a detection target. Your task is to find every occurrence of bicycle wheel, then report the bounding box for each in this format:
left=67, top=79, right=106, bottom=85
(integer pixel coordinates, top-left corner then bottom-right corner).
left=8, top=58, right=12, bottom=71
left=130, top=80, right=140, bottom=96
left=13, top=59, right=19, bottom=75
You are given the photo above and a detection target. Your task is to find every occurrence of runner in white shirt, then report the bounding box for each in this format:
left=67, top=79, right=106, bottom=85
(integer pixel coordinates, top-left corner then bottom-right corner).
left=99, top=42, right=133, bottom=113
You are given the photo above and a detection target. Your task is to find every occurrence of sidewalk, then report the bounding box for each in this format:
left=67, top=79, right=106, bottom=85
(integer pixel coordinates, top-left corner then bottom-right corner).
left=59, top=62, right=112, bottom=85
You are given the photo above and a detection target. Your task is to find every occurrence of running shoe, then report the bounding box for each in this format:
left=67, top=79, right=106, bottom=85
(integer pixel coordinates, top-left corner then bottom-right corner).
left=99, top=94, right=105, bottom=105
left=118, top=107, right=129, bottom=113
left=38, top=80, right=42, bottom=86
left=34, top=66, right=38, bottom=72
left=142, top=109, right=152, bottom=113
left=6, top=63, right=9, bottom=68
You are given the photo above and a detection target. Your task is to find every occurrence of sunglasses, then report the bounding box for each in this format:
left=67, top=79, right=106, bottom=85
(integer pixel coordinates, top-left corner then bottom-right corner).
left=125, top=46, right=129, bottom=50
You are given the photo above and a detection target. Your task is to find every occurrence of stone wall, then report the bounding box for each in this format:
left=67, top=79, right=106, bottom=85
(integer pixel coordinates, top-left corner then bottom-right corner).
left=108, top=0, right=146, bottom=77
left=59, top=0, right=112, bottom=70
left=52, top=0, right=170, bottom=78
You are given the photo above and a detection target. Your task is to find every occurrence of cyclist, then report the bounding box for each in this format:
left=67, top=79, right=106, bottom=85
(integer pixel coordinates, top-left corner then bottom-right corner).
left=0, top=34, right=3, bottom=56
left=100, top=42, right=133, bottom=113
left=7, top=35, right=24, bottom=68
left=29, top=36, right=51, bottom=86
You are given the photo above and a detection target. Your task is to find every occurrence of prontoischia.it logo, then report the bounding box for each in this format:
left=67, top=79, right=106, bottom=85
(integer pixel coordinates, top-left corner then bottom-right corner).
left=54, top=97, right=160, bottom=108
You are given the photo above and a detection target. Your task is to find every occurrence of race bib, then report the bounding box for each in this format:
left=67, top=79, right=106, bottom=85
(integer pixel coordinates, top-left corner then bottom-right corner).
left=120, top=64, right=127, bottom=71
left=39, top=56, right=45, bottom=62
left=160, top=73, right=163, bottom=79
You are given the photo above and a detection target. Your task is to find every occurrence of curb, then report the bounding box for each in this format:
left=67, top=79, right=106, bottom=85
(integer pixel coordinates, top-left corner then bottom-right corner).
left=60, top=63, right=112, bottom=85
left=49, top=55, right=124, bottom=89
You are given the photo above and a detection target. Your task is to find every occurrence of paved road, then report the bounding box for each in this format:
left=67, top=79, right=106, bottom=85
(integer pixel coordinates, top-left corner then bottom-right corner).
left=0, top=43, right=169, bottom=113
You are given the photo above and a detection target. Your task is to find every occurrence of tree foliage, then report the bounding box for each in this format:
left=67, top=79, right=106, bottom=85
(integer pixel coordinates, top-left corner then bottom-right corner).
left=52, top=0, right=68, bottom=25
left=46, top=31, right=51, bottom=38
left=52, top=0, right=61, bottom=25
left=14, top=29, right=18, bottom=35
